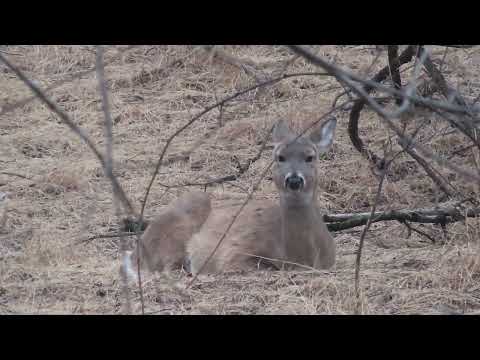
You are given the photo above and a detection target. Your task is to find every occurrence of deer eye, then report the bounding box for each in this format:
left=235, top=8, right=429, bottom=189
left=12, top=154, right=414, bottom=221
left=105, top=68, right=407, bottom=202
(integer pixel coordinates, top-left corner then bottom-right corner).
left=278, top=155, right=286, bottom=162
left=305, top=156, right=314, bottom=163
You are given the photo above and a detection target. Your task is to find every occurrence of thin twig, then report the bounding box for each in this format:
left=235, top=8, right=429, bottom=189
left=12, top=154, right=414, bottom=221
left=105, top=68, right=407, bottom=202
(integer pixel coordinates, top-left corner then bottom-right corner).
left=0, top=172, right=30, bottom=179
left=400, top=220, right=436, bottom=243
left=76, top=231, right=138, bottom=245
left=286, top=46, right=480, bottom=182
left=186, top=103, right=348, bottom=287
left=186, top=159, right=275, bottom=288
left=354, top=156, right=391, bottom=314
left=287, top=45, right=474, bottom=115
left=96, top=46, right=134, bottom=315
left=240, top=253, right=332, bottom=273
left=0, top=53, right=136, bottom=216
left=139, top=71, right=330, bottom=221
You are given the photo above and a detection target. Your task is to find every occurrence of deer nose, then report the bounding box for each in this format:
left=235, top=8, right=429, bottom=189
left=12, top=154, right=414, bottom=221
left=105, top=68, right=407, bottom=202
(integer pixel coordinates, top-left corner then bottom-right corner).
left=285, top=173, right=304, bottom=191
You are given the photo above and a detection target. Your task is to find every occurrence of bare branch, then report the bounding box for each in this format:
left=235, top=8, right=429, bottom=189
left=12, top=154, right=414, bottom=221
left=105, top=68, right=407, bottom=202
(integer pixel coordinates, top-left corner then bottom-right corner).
left=324, top=203, right=479, bottom=231
left=186, top=104, right=348, bottom=287
left=354, top=150, right=401, bottom=314
left=76, top=231, right=137, bottom=245
left=399, top=220, right=436, bottom=243
left=398, top=141, right=455, bottom=198
left=96, top=46, right=135, bottom=315
left=0, top=172, right=30, bottom=179
left=80, top=200, right=480, bottom=246
left=0, top=53, right=136, bottom=216
left=286, top=46, right=480, bottom=182
left=139, top=71, right=330, bottom=220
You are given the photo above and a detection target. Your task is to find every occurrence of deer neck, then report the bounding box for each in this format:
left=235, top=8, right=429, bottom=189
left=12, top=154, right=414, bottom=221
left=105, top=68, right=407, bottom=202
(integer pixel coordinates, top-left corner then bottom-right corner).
left=279, top=192, right=319, bottom=260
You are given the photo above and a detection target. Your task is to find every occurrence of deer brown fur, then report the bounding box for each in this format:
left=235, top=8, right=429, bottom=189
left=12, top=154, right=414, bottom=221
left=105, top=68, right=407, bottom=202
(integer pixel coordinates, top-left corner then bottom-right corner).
left=122, top=117, right=337, bottom=280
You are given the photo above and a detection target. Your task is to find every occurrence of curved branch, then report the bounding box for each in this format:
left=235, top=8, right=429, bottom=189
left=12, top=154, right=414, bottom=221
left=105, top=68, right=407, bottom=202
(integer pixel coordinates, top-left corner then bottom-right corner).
left=348, top=45, right=417, bottom=168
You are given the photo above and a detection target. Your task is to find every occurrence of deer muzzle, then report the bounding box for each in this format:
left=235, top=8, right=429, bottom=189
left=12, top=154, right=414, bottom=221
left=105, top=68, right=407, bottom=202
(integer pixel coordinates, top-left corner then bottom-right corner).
left=284, top=173, right=305, bottom=191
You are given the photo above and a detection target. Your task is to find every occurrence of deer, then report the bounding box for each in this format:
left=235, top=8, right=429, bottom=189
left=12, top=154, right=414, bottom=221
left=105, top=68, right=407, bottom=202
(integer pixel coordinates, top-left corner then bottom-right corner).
left=122, top=116, right=337, bottom=281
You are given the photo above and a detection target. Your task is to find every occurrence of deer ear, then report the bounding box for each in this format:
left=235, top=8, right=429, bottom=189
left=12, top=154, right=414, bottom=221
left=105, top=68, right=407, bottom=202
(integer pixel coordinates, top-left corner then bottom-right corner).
left=272, top=119, right=292, bottom=143
left=310, top=116, right=337, bottom=153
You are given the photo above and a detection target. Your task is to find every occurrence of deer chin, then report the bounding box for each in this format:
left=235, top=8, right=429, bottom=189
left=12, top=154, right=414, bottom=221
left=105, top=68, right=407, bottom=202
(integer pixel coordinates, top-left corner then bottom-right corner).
left=280, top=190, right=314, bottom=207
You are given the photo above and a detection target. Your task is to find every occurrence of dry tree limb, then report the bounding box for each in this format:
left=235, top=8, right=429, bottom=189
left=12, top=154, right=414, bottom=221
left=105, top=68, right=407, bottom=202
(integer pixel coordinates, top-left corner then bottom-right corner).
left=186, top=158, right=275, bottom=288
left=186, top=104, right=349, bottom=288
left=324, top=203, right=479, bottom=231
left=159, top=175, right=239, bottom=189
left=96, top=46, right=141, bottom=315
left=286, top=45, right=480, bottom=183
left=346, top=45, right=417, bottom=167
left=184, top=124, right=280, bottom=286
left=158, top=126, right=274, bottom=192
left=287, top=46, right=473, bottom=114
left=79, top=200, right=480, bottom=245
left=398, top=141, right=455, bottom=198
left=387, top=45, right=403, bottom=106
left=76, top=231, right=138, bottom=245
left=0, top=172, right=30, bottom=179
left=354, top=154, right=391, bottom=314
left=417, top=47, right=480, bottom=149
left=399, top=220, right=436, bottom=243
left=139, top=71, right=329, bottom=221
left=0, top=53, right=136, bottom=217
left=420, top=48, right=466, bottom=106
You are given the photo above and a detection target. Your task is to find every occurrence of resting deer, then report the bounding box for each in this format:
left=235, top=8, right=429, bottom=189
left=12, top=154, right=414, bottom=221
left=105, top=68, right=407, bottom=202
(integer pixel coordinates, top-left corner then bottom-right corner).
left=122, top=116, right=337, bottom=280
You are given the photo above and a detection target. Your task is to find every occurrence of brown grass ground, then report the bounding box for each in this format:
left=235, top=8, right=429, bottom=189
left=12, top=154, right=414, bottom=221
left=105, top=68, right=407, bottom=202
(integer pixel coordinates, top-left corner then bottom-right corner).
left=1, top=45, right=480, bottom=314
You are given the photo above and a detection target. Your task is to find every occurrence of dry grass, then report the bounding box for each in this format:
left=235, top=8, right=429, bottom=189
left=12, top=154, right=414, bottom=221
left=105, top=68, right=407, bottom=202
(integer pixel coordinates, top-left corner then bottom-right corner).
left=1, top=45, right=480, bottom=314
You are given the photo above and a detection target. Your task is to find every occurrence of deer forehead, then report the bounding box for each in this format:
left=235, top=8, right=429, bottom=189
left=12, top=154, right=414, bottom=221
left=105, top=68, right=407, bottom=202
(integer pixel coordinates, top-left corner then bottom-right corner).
left=274, top=140, right=317, bottom=158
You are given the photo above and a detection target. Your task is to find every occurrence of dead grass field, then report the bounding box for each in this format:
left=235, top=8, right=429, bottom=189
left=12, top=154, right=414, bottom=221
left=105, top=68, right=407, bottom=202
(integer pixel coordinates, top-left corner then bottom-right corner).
left=1, top=45, right=480, bottom=314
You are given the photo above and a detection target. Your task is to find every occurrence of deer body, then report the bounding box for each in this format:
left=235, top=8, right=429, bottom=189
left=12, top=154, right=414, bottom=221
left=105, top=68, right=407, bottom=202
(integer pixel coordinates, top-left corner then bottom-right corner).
left=123, top=117, right=337, bottom=279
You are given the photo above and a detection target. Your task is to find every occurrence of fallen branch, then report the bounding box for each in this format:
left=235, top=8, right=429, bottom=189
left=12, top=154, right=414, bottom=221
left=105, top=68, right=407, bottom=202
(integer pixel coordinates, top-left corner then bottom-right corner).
left=324, top=204, right=480, bottom=231
left=0, top=172, right=30, bottom=179
left=79, top=202, right=480, bottom=247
